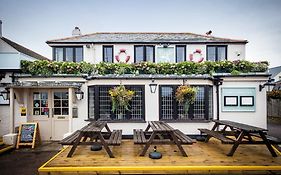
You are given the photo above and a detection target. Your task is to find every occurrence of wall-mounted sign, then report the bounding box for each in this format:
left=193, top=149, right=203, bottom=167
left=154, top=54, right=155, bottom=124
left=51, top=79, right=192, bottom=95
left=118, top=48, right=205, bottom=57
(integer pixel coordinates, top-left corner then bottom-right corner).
left=221, top=87, right=256, bottom=112
left=20, top=107, right=27, bottom=116
left=240, top=96, right=254, bottom=106
left=224, top=96, right=238, bottom=106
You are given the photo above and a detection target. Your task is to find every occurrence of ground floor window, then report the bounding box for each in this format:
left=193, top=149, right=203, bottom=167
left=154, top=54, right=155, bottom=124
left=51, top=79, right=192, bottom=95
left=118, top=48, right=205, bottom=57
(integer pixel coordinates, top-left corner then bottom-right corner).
left=88, top=85, right=145, bottom=121
left=33, top=92, right=48, bottom=115
left=159, top=85, right=213, bottom=121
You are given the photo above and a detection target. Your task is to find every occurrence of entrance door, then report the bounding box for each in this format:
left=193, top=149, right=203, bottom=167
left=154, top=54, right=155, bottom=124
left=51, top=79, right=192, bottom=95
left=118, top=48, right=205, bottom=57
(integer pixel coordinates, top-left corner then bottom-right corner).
left=30, top=89, right=69, bottom=140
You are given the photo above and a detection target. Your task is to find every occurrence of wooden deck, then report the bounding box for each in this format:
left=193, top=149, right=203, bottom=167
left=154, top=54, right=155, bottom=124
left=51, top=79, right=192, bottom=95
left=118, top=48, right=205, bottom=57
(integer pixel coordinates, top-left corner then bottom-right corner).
left=39, top=139, right=281, bottom=174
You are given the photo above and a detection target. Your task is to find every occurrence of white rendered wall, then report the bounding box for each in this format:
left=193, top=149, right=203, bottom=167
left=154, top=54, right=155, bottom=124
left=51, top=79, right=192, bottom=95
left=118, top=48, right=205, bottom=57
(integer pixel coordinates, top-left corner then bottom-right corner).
left=218, top=77, right=267, bottom=129
left=14, top=75, right=267, bottom=138
left=82, top=43, right=246, bottom=64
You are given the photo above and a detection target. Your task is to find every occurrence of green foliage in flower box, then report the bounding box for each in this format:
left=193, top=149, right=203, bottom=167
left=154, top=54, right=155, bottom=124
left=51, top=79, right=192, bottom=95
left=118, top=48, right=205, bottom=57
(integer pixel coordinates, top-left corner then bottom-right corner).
left=20, top=60, right=269, bottom=76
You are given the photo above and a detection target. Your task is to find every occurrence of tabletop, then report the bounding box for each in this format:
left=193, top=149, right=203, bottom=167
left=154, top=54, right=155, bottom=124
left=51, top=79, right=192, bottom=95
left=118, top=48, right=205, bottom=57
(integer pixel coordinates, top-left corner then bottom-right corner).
left=80, top=121, right=107, bottom=132
left=148, top=121, right=175, bottom=132
left=213, top=120, right=267, bottom=132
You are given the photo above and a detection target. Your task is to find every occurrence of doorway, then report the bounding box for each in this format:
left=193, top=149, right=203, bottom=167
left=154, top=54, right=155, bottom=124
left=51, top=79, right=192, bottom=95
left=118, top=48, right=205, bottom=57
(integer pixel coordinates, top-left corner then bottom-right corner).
left=29, top=89, right=69, bottom=140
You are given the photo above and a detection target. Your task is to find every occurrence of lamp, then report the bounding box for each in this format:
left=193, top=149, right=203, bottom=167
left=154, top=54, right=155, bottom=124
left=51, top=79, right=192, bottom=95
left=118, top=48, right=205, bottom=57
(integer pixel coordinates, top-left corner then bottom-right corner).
left=0, top=88, right=10, bottom=100
left=149, top=79, right=157, bottom=93
left=259, top=77, right=275, bottom=91
left=75, top=88, right=84, bottom=100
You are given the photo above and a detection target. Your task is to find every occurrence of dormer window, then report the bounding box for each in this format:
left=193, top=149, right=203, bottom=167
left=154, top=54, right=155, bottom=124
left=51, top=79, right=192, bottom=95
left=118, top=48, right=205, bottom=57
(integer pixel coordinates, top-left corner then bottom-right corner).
left=53, top=47, right=83, bottom=62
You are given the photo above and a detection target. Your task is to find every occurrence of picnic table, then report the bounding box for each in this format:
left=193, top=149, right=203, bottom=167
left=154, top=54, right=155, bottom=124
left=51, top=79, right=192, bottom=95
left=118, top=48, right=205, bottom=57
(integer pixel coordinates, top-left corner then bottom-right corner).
left=198, top=120, right=278, bottom=157
left=60, top=121, right=122, bottom=158
left=134, top=121, right=194, bottom=157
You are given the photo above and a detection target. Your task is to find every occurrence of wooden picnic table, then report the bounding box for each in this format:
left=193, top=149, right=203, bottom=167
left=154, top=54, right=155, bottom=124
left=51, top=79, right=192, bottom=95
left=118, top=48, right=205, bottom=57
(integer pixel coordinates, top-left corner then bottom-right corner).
left=60, top=121, right=122, bottom=158
left=134, top=121, right=194, bottom=157
left=198, top=120, right=277, bottom=157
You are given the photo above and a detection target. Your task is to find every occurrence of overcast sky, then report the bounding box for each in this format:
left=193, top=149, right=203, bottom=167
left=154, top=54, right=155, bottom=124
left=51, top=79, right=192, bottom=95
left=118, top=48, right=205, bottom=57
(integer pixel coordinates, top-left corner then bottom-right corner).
left=0, top=0, right=281, bottom=67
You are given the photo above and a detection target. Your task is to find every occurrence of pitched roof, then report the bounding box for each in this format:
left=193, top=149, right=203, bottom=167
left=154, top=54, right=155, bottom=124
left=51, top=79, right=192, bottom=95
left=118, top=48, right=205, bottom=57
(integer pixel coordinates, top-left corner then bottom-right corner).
left=1, top=37, right=49, bottom=60
left=46, top=32, right=248, bottom=44
left=269, top=66, right=281, bottom=79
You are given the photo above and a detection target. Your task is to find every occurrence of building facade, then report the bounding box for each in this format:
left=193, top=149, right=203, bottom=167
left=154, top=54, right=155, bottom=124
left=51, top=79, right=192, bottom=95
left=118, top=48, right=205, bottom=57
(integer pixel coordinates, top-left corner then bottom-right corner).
left=5, top=31, right=270, bottom=141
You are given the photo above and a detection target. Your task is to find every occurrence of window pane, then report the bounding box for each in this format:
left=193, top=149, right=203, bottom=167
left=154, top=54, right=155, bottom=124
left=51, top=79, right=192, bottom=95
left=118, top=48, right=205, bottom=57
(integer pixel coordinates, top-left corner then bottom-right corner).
left=54, top=92, right=61, bottom=99
left=103, top=46, right=113, bottom=63
left=41, top=100, right=48, bottom=107
left=161, top=87, right=174, bottom=120
left=217, top=46, right=226, bottom=61
left=146, top=46, right=154, bottom=62
left=176, top=46, right=185, bottom=62
left=55, top=48, right=63, bottom=61
left=65, top=48, right=74, bottom=62
left=135, top=46, right=144, bottom=62
left=54, top=100, right=61, bottom=107
left=54, top=108, right=61, bottom=115
left=62, top=92, right=68, bottom=99
left=156, top=47, right=175, bottom=63
left=75, top=47, right=83, bottom=62
left=62, top=108, right=69, bottom=115
left=62, top=100, right=68, bottom=107
left=33, top=108, right=40, bottom=115
left=207, top=46, right=216, bottom=61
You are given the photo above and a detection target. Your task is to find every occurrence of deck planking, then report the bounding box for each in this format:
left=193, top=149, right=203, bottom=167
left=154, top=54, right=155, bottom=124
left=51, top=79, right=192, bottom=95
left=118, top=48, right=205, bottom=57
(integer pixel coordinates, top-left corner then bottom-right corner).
left=39, top=139, right=281, bottom=174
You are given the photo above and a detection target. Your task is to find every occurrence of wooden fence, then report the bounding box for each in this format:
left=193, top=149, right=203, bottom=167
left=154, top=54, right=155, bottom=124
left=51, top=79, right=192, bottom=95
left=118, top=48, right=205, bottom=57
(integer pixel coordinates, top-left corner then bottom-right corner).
left=267, top=99, right=281, bottom=117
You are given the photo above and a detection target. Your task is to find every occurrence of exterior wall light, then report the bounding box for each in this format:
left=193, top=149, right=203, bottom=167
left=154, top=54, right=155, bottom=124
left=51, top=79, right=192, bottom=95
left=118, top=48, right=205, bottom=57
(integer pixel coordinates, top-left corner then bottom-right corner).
left=149, top=79, right=157, bottom=93
left=75, top=88, right=84, bottom=100
left=0, top=88, right=10, bottom=100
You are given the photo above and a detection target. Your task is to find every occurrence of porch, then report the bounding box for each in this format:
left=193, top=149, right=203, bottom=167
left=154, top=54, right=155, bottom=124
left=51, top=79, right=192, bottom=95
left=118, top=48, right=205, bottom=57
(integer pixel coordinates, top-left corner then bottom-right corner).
left=38, top=139, right=281, bottom=175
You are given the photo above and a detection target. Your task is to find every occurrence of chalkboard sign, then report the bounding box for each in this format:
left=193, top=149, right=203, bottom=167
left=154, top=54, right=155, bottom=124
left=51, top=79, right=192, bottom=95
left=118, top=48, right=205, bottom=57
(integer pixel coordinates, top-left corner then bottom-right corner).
left=17, top=122, right=40, bottom=149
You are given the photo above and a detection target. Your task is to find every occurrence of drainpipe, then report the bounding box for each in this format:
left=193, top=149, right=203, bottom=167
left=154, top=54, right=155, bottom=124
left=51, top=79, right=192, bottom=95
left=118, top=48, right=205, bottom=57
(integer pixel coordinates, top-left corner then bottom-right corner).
left=9, top=88, right=14, bottom=133
left=214, top=77, right=223, bottom=121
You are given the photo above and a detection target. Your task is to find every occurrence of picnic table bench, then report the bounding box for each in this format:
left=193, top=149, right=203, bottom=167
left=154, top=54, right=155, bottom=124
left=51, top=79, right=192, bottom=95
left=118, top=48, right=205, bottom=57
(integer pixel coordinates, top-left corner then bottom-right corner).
left=199, top=120, right=279, bottom=157
left=134, top=121, right=194, bottom=157
left=59, top=121, right=122, bottom=158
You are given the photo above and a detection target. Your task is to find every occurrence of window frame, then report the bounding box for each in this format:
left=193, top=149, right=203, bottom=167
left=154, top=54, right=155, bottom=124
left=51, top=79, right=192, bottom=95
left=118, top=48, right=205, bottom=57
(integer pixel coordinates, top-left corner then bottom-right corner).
left=102, top=45, right=114, bottom=63
left=134, top=45, right=155, bottom=63
left=53, top=46, right=84, bottom=62
left=206, top=45, right=227, bottom=61
left=159, top=85, right=213, bottom=122
left=88, top=85, right=146, bottom=122
left=175, top=45, right=186, bottom=63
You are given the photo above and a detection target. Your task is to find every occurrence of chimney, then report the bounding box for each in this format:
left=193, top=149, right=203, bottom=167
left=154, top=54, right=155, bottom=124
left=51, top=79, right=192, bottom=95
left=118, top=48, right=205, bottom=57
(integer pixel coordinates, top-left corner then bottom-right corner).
left=72, top=26, right=81, bottom=36
left=0, top=20, right=2, bottom=37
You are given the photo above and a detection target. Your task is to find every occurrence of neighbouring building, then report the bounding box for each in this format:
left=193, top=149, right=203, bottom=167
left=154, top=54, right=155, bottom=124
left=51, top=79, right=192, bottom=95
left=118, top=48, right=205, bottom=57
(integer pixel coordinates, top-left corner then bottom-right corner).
left=0, top=20, right=49, bottom=137
left=4, top=28, right=271, bottom=141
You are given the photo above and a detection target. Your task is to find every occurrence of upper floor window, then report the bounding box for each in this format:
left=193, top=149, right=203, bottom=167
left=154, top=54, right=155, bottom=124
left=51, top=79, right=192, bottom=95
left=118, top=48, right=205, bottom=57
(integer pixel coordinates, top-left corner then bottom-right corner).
left=53, top=47, right=83, bottom=62
left=176, top=45, right=186, bottom=62
left=103, top=45, right=114, bottom=63
left=134, top=45, right=154, bottom=62
left=207, top=45, right=227, bottom=61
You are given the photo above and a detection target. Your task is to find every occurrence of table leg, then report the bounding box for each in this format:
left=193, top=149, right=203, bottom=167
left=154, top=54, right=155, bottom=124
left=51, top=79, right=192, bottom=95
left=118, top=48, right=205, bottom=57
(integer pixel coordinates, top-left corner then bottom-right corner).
left=227, top=131, right=245, bottom=156
left=205, top=122, right=219, bottom=142
left=259, top=131, right=277, bottom=157
left=140, top=132, right=157, bottom=156
left=170, top=132, right=188, bottom=157
left=67, top=132, right=84, bottom=157
left=98, top=133, right=114, bottom=158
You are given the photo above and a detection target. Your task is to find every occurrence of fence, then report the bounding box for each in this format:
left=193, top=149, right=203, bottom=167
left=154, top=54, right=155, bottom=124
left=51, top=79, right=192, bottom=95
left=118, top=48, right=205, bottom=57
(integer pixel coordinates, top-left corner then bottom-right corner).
left=267, top=99, right=281, bottom=117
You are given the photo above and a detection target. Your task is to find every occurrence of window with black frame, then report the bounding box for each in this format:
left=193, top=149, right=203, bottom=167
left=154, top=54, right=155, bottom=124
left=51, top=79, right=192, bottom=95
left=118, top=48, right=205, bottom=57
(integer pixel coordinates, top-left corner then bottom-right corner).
left=103, top=45, right=114, bottom=63
left=134, top=45, right=154, bottom=62
left=207, top=45, right=227, bottom=61
left=159, top=85, right=213, bottom=121
left=88, top=85, right=145, bottom=121
left=176, top=45, right=186, bottom=62
left=53, top=47, right=83, bottom=62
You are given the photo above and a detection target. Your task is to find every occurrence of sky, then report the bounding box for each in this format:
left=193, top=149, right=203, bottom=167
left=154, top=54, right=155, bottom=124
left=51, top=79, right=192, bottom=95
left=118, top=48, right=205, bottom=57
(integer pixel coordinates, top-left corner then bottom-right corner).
left=0, top=0, right=281, bottom=68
